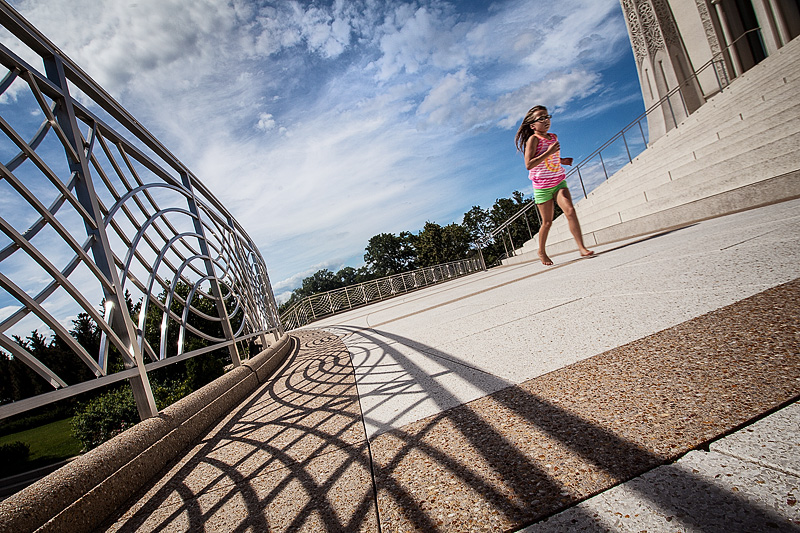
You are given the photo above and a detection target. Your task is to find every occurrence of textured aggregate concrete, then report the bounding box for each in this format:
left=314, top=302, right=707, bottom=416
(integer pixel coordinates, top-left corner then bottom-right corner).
left=524, top=401, right=800, bottom=533
left=103, top=330, right=378, bottom=532
left=315, top=198, right=800, bottom=438
left=524, top=449, right=800, bottom=532
left=710, top=400, right=800, bottom=478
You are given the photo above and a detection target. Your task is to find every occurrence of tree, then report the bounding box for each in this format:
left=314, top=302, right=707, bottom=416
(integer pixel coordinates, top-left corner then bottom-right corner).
left=300, top=269, right=340, bottom=296
left=441, top=223, right=471, bottom=262
left=336, top=266, right=369, bottom=286
left=462, top=205, right=491, bottom=245
left=414, top=222, right=471, bottom=267
left=364, top=232, right=416, bottom=276
left=274, top=191, right=545, bottom=317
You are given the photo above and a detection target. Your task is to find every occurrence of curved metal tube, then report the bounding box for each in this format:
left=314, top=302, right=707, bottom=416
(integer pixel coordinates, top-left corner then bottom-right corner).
left=0, top=5, right=283, bottom=420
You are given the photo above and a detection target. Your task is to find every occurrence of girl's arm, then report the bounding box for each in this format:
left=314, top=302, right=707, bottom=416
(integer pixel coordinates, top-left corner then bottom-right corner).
left=524, top=135, right=560, bottom=170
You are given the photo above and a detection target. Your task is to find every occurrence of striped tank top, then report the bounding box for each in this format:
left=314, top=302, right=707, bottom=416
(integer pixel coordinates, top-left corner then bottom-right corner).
left=528, top=133, right=565, bottom=189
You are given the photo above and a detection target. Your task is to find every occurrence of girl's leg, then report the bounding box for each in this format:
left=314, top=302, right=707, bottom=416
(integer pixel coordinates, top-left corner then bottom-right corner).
left=555, top=187, right=594, bottom=257
left=536, top=200, right=555, bottom=265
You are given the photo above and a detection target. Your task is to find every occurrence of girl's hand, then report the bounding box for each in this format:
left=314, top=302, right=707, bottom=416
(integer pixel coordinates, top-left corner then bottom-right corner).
left=544, top=141, right=560, bottom=156
left=561, top=157, right=573, bottom=166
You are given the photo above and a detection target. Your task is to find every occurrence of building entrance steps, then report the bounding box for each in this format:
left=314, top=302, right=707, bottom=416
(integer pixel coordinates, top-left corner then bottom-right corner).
left=505, top=35, right=800, bottom=265
left=104, top=199, right=800, bottom=532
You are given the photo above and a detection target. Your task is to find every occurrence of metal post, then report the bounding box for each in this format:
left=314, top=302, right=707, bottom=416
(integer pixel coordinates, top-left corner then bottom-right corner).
left=666, top=94, right=678, bottom=129
left=678, top=85, right=689, bottom=118
left=599, top=152, right=609, bottom=180
left=524, top=211, right=533, bottom=240
left=577, top=167, right=588, bottom=199
left=184, top=194, right=241, bottom=368
left=44, top=56, right=158, bottom=419
left=712, top=59, right=723, bottom=92
left=622, top=131, right=632, bottom=163
left=475, top=241, right=486, bottom=270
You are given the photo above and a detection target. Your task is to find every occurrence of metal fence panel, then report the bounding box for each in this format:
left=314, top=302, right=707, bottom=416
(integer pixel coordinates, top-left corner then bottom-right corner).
left=280, top=257, right=483, bottom=330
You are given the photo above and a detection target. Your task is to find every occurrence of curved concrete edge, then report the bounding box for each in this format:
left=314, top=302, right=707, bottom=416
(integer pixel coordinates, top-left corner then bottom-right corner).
left=0, top=333, right=293, bottom=533
left=243, top=334, right=296, bottom=382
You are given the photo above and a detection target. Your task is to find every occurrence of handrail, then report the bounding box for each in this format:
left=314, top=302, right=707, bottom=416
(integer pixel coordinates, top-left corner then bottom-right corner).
left=280, top=257, right=484, bottom=330
left=484, top=28, right=763, bottom=255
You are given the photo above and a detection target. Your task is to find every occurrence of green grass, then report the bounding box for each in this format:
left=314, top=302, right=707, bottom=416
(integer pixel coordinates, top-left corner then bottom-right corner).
left=0, top=418, right=82, bottom=477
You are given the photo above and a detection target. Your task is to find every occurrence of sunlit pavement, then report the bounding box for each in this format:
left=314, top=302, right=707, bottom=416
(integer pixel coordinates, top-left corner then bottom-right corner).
left=106, top=198, right=800, bottom=532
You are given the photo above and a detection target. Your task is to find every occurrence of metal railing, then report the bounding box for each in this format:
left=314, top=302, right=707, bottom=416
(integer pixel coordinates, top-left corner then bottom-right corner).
left=280, top=257, right=484, bottom=330
left=0, top=2, right=282, bottom=420
left=484, top=29, right=763, bottom=258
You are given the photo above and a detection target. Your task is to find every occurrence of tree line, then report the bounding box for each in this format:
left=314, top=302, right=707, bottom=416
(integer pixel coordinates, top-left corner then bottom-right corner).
left=0, top=284, right=238, bottom=451
left=279, top=190, right=547, bottom=313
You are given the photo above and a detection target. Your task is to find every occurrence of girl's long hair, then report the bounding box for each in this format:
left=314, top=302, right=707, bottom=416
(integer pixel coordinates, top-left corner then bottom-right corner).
left=515, top=105, right=547, bottom=152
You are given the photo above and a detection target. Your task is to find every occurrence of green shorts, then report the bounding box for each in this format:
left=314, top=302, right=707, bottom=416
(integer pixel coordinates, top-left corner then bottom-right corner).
left=534, top=180, right=568, bottom=204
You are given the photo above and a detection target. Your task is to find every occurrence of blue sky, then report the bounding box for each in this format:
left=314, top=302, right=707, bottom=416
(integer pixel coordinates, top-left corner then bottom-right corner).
left=3, top=0, right=645, bottom=305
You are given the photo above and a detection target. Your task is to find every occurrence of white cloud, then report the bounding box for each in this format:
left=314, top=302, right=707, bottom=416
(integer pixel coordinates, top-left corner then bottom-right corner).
left=0, top=305, right=18, bottom=323
left=3, top=0, right=638, bottom=295
left=272, top=258, right=343, bottom=294
left=372, top=3, right=470, bottom=81
left=417, top=69, right=476, bottom=126
left=256, top=113, right=277, bottom=132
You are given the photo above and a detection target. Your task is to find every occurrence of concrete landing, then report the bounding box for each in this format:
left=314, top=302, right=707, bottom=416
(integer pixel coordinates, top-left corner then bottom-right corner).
left=103, top=199, right=800, bottom=532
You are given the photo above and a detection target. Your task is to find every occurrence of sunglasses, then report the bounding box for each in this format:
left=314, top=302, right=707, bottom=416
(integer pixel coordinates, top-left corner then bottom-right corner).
left=532, top=114, right=552, bottom=123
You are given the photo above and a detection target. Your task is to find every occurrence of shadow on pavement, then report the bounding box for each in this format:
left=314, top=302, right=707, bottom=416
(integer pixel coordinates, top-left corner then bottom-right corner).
left=104, top=279, right=799, bottom=531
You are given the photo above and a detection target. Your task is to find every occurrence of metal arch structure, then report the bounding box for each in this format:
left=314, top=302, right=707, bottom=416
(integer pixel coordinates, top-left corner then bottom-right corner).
left=0, top=2, right=283, bottom=420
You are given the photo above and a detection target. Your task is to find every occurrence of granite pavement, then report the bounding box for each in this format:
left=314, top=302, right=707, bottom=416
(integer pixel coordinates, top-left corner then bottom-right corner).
left=104, top=199, right=800, bottom=532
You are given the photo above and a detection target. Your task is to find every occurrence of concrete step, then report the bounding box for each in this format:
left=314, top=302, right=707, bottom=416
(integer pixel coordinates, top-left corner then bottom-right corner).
left=668, top=121, right=800, bottom=183
left=705, top=64, right=798, bottom=111
left=621, top=140, right=800, bottom=222
left=531, top=137, right=800, bottom=252
left=575, top=92, right=799, bottom=216
left=701, top=91, right=800, bottom=146
left=615, top=90, right=798, bottom=184
left=643, top=72, right=798, bottom=154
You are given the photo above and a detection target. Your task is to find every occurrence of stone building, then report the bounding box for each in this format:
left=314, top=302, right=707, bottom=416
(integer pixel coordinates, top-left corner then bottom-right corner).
left=620, top=0, right=800, bottom=141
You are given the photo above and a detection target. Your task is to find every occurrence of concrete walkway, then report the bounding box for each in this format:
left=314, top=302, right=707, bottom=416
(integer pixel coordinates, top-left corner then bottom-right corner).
left=105, top=199, right=800, bottom=532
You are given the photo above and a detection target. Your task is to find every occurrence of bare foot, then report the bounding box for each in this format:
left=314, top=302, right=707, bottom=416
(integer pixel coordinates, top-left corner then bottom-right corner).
left=580, top=249, right=595, bottom=258
left=538, top=251, right=553, bottom=265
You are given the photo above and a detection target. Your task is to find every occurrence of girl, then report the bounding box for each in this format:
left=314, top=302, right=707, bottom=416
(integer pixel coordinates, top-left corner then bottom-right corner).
left=515, top=105, right=594, bottom=265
